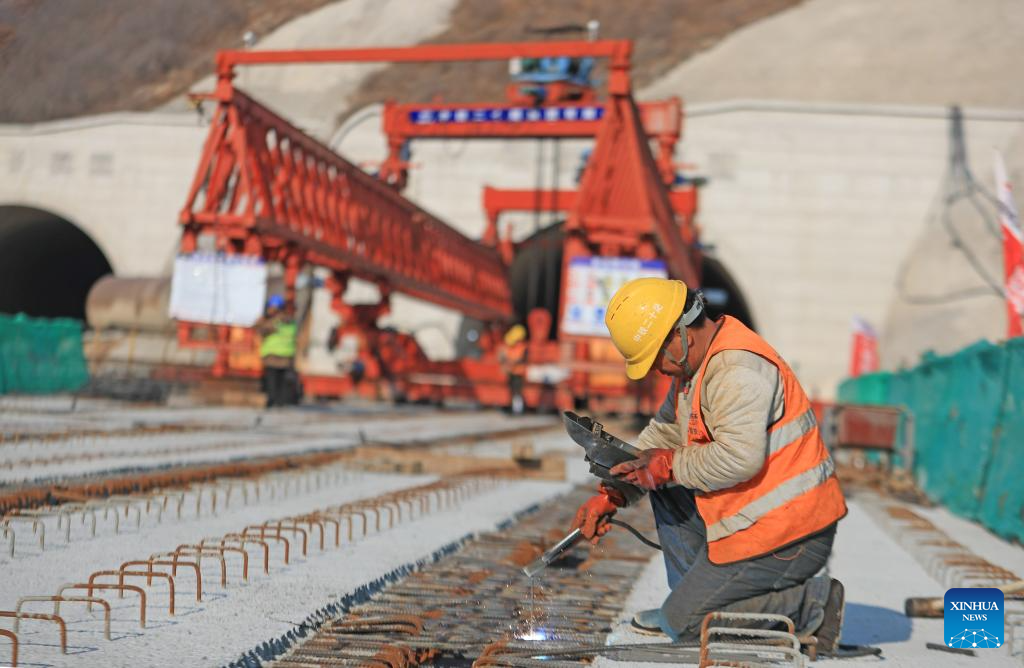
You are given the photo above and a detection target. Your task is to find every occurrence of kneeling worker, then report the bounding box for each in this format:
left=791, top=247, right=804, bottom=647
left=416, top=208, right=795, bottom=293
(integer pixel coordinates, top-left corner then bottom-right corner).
left=571, top=277, right=847, bottom=653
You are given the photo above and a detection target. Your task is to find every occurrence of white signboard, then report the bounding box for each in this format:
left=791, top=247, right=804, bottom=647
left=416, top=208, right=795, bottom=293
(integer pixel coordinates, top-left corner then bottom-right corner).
left=560, top=257, right=669, bottom=337
left=169, top=253, right=268, bottom=327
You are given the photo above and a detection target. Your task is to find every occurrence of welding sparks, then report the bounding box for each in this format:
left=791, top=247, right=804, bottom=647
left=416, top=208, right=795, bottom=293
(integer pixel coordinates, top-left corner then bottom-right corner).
left=518, top=627, right=549, bottom=641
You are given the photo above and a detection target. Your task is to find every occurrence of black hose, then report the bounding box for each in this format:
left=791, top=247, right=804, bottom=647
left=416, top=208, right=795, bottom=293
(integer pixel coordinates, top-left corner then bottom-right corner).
left=608, top=518, right=661, bottom=550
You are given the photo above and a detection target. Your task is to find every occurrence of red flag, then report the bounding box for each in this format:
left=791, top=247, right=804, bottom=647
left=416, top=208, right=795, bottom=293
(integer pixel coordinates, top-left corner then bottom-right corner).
left=995, top=150, right=1024, bottom=338
left=849, top=317, right=879, bottom=377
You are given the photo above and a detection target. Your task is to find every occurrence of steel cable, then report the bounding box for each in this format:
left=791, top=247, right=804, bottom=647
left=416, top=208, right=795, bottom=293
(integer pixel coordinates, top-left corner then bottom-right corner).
left=607, top=518, right=661, bottom=550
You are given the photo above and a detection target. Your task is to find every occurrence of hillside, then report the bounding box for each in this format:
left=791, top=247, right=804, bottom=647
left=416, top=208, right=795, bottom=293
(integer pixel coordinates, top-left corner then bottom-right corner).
left=0, top=0, right=800, bottom=123
left=0, top=0, right=334, bottom=122
left=342, top=0, right=802, bottom=120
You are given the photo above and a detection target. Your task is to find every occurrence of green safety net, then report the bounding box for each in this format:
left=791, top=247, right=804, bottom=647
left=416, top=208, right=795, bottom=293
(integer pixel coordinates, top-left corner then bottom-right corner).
left=0, top=313, right=89, bottom=394
left=977, top=337, right=1024, bottom=541
left=838, top=337, right=1024, bottom=544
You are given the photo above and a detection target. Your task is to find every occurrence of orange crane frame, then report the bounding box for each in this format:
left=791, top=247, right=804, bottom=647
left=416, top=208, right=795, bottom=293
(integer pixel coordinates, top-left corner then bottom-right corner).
left=176, top=40, right=700, bottom=412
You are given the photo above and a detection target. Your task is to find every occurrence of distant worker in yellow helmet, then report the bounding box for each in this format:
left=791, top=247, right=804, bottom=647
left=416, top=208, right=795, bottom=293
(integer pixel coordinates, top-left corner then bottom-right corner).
left=570, top=277, right=848, bottom=654
left=499, top=324, right=528, bottom=415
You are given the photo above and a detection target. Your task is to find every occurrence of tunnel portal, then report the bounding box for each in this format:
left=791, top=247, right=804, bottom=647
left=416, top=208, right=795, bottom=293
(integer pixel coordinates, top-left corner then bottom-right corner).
left=0, top=205, right=113, bottom=321
left=508, top=223, right=756, bottom=335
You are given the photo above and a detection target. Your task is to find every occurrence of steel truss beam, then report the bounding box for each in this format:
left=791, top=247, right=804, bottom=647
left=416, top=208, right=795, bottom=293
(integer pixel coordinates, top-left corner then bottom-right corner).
left=179, top=88, right=511, bottom=322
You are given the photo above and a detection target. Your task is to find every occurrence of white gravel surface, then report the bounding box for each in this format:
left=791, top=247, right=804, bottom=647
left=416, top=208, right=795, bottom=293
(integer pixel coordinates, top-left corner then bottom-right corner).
left=0, top=402, right=567, bottom=667
left=0, top=396, right=487, bottom=432
left=598, top=496, right=1021, bottom=667
left=1, top=467, right=572, bottom=667
left=437, top=429, right=598, bottom=485
left=0, top=469, right=429, bottom=571
left=824, top=499, right=1018, bottom=666
left=0, top=409, right=557, bottom=485
left=913, top=503, right=1024, bottom=578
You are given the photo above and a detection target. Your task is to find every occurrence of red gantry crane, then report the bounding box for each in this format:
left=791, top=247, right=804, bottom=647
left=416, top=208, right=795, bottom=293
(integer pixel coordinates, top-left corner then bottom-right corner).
left=175, top=40, right=701, bottom=413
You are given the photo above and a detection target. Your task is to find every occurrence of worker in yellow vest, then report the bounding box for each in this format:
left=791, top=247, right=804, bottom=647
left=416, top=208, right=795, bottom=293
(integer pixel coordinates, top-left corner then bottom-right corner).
left=256, top=294, right=299, bottom=408
left=571, top=277, right=848, bottom=654
left=499, top=324, right=528, bottom=415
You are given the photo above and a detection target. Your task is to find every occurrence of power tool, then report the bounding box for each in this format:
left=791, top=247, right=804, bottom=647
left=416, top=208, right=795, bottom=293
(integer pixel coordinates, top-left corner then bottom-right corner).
left=523, top=411, right=657, bottom=577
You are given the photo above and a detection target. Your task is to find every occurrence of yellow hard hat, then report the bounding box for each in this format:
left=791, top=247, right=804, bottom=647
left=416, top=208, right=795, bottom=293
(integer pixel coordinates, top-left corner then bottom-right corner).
left=504, top=324, right=527, bottom=346
left=604, top=278, right=687, bottom=380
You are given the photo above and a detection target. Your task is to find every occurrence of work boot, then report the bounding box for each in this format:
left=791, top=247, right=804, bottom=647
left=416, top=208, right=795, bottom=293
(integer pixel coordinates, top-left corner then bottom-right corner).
left=811, top=578, right=845, bottom=657
left=630, top=608, right=667, bottom=636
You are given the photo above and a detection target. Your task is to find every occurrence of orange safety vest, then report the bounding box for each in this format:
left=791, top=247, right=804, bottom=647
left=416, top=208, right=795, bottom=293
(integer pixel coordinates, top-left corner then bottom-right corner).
left=502, top=341, right=528, bottom=376
left=685, top=316, right=847, bottom=564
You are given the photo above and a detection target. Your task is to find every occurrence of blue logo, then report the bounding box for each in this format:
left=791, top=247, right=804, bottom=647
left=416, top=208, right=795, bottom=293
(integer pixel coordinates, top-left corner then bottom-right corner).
left=944, top=588, right=1004, bottom=649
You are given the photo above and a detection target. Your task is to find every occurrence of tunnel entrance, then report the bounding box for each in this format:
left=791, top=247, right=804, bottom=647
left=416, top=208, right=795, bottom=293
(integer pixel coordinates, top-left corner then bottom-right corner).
left=700, top=255, right=755, bottom=329
left=0, top=206, right=113, bottom=321
left=508, top=222, right=755, bottom=335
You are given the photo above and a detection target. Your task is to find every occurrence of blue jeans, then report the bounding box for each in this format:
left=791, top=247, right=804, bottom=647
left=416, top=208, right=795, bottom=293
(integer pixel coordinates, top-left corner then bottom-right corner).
left=650, top=486, right=836, bottom=640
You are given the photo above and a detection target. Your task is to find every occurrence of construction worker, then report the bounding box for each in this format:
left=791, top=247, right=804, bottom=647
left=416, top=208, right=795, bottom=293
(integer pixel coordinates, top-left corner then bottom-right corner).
left=499, top=324, right=528, bottom=414
left=256, top=294, right=299, bottom=408
left=571, top=277, right=848, bottom=654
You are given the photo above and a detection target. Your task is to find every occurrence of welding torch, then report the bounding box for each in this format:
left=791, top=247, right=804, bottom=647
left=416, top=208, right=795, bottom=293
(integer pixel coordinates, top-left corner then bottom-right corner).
left=522, top=412, right=660, bottom=577
left=522, top=518, right=661, bottom=577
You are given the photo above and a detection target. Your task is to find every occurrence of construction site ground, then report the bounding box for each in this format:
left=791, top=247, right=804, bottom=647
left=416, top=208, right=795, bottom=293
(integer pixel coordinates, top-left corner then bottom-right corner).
left=1, top=396, right=1021, bottom=667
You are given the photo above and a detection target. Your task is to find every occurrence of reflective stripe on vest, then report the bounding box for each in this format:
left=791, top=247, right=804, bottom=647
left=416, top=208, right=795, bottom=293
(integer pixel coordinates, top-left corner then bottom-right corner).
left=705, top=456, right=835, bottom=541
left=767, top=407, right=817, bottom=456
left=687, top=316, right=846, bottom=564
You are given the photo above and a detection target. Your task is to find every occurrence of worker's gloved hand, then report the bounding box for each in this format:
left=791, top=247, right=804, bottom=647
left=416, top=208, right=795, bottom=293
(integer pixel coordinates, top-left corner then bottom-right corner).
left=571, top=484, right=626, bottom=542
left=610, top=448, right=675, bottom=490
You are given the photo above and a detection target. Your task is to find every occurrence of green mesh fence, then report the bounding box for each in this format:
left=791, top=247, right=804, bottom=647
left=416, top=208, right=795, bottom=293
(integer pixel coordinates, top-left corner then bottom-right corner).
left=0, top=313, right=89, bottom=394
left=838, top=371, right=890, bottom=405
left=977, top=338, right=1024, bottom=541
left=839, top=338, right=1024, bottom=543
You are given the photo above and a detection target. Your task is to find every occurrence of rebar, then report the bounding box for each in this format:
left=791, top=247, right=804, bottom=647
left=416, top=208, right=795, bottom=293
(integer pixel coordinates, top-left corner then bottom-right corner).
left=0, top=627, right=16, bottom=667
left=59, top=582, right=147, bottom=628
left=270, top=488, right=660, bottom=667
left=15, top=595, right=111, bottom=640
left=1, top=421, right=546, bottom=666
left=0, top=611, right=66, bottom=654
